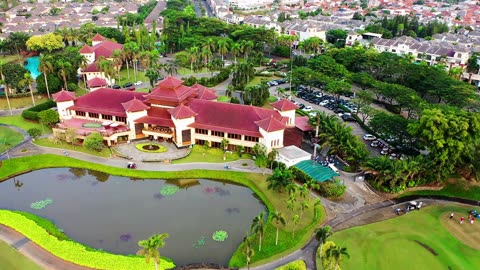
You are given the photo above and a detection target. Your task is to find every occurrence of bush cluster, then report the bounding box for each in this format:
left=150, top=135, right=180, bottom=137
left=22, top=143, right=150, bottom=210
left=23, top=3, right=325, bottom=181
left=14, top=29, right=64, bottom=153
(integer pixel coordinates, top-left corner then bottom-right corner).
left=291, top=167, right=346, bottom=198
left=21, top=100, right=56, bottom=121
left=275, top=260, right=307, bottom=270
left=182, top=68, right=231, bottom=87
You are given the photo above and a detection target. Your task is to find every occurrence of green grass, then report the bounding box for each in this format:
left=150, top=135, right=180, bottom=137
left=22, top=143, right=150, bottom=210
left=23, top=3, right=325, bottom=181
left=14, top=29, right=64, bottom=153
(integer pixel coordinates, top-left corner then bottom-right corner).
left=0, top=54, right=22, bottom=63
left=0, top=115, right=48, bottom=133
left=275, top=260, right=306, bottom=270
left=177, top=67, right=209, bottom=76
left=326, top=205, right=480, bottom=270
left=0, top=154, right=325, bottom=268
left=0, top=126, right=23, bottom=152
left=116, top=69, right=147, bottom=87
left=0, top=239, right=44, bottom=270
left=217, top=95, right=231, bottom=102
left=0, top=96, right=44, bottom=110
left=33, top=138, right=112, bottom=158
left=135, top=143, right=167, bottom=153
left=400, top=178, right=480, bottom=201
left=172, top=145, right=250, bottom=164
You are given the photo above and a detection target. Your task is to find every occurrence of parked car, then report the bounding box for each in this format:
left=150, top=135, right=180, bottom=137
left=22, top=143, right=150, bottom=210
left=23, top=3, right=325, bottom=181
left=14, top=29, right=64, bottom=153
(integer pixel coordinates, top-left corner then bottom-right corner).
left=341, top=115, right=356, bottom=122
left=319, top=100, right=330, bottom=106
left=123, top=82, right=133, bottom=88
left=363, top=134, right=377, bottom=141
left=112, top=85, right=121, bottom=89
left=302, top=106, right=313, bottom=112
left=134, top=81, right=143, bottom=86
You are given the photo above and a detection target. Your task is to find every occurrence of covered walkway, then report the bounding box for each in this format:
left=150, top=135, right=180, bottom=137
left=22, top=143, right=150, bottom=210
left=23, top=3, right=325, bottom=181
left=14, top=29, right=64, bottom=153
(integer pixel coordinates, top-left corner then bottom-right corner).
left=294, top=160, right=339, bottom=182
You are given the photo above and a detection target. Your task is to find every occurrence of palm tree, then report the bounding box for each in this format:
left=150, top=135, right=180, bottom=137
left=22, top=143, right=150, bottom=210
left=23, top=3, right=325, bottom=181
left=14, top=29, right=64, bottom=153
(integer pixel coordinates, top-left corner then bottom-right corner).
left=57, top=60, right=72, bottom=90
left=97, top=59, right=116, bottom=86
left=137, top=233, right=169, bottom=270
left=306, top=179, right=320, bottom=201
left=326, top=245, right=349, bottom=270
left=315, top=226, right=332, bottom=257
left=271, top=210, right=286, bottom=246
left=186, top=46, right=199, bottom=71
left=38, top=56, right=53, bottom=99
left=266, top=168, right=294, bottom=193
left=19, top=73, right=36, bottom=106
left=299, top=201, right=309, bottom=221
left=145, top=68, right=160, bottom=88
left=217, top=39, right=229, bottom=62
left=230, top=42, right=242, bottom=65
left=201, top=45, right=212, bottom=65
left=267, top=149, right=278, bottom=169
left=0, top=60, right=12, bottom=115
left=241, top=40, right=254, bottom=61
left=165, top=62, right=178, bottom=76
left=250, top=211, right=266, bottom=251
left=313, top=199, right=322, bottom=219
left=242, top=235, right=255, bottom=270
left=112, top=49, right=123, bottom=81
left=292, top=214, right=300, bottom=239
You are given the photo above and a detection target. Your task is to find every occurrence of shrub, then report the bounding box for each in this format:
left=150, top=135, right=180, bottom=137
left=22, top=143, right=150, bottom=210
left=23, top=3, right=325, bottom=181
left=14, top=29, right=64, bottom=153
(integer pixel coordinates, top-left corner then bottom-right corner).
left=21, top=100, right=57, bottom=121
left=318, top=179, right=346, bottom=198
left=83, top=132, right=105, bottom=152
left=38, top=109, right=59, bottom=127
left=275, top=260, right=307, bottom=270
left=27, top=128, right=42, bottom=138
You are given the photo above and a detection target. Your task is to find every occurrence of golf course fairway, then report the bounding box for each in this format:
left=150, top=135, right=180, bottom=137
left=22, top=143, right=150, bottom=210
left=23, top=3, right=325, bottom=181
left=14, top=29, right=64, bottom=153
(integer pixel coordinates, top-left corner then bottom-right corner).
left=327, top=204, right=480, bottom=270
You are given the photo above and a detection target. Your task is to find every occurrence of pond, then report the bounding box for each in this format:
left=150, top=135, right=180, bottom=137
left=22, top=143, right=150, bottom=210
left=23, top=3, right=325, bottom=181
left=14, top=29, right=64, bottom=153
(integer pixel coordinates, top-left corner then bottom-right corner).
left=0, top=168, right=266, bottom=266
left=24, top=56, right=41, bottom=80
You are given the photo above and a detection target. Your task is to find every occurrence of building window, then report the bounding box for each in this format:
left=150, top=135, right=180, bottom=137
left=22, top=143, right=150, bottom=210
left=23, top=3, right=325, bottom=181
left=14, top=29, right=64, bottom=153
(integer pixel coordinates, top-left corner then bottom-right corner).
left=76, top=111, right=86, bottom=117
left=90, top=113, right=99, bottom=119
left=212, top=131, right=224, bottom=137
left=195, top=128, right=208, bottom=135
left=102, top=115, right=113, bottom=120
left=117, top=117, right=127, bottom=123
left=228, top=133, right=241, bottom=140
left=245, top=136, right=259, bottom=142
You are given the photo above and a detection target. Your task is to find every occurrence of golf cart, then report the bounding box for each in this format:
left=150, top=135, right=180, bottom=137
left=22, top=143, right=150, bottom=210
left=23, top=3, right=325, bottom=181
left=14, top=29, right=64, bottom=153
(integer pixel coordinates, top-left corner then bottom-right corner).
left=470, top=209, right=480, bottom=218
left=406, top=201, right=423, bottom=211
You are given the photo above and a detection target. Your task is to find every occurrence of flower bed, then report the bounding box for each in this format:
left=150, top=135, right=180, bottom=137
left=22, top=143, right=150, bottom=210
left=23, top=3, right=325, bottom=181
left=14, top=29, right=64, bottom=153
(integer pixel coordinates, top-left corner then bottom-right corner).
left=0, top=210, right=175, bottom=270
left=135, top=143, right=168, bottom=153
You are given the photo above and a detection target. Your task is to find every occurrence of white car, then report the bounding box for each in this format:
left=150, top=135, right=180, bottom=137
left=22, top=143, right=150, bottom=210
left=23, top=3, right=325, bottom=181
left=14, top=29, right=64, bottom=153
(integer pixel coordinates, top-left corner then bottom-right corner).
left=302, top=106, right=313, bottom=112
left=134, top=81, right=143, bottom=86
left=363, top=134, right=377, bottom=141
left=309, top=111, right=318, bottom=117
left=319, top=100, right=330, bottom=106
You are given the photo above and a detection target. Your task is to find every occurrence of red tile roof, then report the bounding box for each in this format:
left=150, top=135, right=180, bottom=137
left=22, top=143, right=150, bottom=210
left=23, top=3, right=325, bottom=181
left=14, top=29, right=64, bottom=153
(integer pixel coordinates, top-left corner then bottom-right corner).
left=52, top=90, right=76, bottom=102
left=187, top=99, right=284, bottom=137
left=83, top=62, right=99, bottom=72
left=87, top=77, right=108, bottom=88
left=92, top=40, right=123, bottom=58
left=295, top=116, right=313, bottom=131
left=121, top=98, right=150, bottom=112
left=135, top=107, right=174, bottom=127
left=145, top=76, right=196, bottom=103
left=272, top=99, right=298, bottom=111
left=168, top=104, right=197, bottom=119
left=255, top=116, right=286, bottom=132
left=68, top=88, right=146, bottom=117
left=191, top=83, right=218, bottom=100
left=79, top=45, right=94, bottom=54
left=92, top=33, right=107, bottom=42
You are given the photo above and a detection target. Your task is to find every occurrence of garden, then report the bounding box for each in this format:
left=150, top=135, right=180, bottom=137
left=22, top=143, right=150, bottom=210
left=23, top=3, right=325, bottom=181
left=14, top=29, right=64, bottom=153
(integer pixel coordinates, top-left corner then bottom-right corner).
left=323, top=205, right=480, bottom=270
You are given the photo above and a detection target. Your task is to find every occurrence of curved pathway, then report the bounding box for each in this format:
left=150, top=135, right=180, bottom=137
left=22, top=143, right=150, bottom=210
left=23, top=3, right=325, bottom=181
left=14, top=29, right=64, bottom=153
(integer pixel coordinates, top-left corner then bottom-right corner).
left=1, top=129, right=479, bottom=270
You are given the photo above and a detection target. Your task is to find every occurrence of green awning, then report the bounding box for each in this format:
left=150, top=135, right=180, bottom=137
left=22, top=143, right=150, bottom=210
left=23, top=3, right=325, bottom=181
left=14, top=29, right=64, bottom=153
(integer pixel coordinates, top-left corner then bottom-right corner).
left=294, top=160, right=340, bottom=182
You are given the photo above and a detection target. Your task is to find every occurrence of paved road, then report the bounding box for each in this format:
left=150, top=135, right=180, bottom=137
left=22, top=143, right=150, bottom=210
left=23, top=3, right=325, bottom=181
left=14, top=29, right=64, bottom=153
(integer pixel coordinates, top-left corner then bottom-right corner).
left=0, top=108, right=23, bottom=116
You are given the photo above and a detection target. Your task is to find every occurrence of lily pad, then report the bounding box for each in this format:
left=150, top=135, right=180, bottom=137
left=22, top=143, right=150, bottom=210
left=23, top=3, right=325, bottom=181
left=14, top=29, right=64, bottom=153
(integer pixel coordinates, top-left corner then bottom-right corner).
left=212, top=230, right=228, bottom=242
left=30, top=198, right=53, bottom=210
left=160, top=185, right=180, bottom=196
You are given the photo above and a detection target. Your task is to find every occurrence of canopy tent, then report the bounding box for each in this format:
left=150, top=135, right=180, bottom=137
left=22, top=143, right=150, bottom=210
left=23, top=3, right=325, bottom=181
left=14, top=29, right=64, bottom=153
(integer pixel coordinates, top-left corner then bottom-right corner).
left=294, top=160, right=340, bottom=182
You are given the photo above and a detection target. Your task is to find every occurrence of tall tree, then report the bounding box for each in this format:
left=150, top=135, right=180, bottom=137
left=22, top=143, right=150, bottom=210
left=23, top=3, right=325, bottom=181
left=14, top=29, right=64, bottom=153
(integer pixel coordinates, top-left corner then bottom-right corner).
left=315, top=226, right=332, bottom=258
left=0, top=60, right=12, bottom=115
left=137, top=233, right=169, bottom=270
left=271, top=211, right=286, bottom=246
left=242, top=235, right=255, bottom=270
left=57, top=60, right=72, bottom=90
left=250, top=211, right=266, bottom=251
left=38, top=56, right=54, bottom=99
left=326, top=245, right=350, bottom=270
left=266, top=168, right=294, bottom=193
left=18, top=73, right=36, bottom=106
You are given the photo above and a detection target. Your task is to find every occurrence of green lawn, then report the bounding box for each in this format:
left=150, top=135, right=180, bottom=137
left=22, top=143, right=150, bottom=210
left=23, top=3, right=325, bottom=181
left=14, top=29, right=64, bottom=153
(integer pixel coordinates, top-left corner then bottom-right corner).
left=177, top=67, right=209, bottom=76
left=0, top=115, right=48, bottom=133
left=0, top=54, right=22, bottom=63
left=401, top=178, right=480, bottom=201
left=0, top=96, right=42, bottom=110
left=172, top=145, right=249, bottom=164
left=325, top=205, right=480, bottom=270
left=0, top=126, right=23, bottom=152
left=0, top=154, right=325, bottom=268
left=33, top=138, right=112, bottom=158
left=116, top=69, right=148, bottom=87
left=0, top=240, right=43, bottom=270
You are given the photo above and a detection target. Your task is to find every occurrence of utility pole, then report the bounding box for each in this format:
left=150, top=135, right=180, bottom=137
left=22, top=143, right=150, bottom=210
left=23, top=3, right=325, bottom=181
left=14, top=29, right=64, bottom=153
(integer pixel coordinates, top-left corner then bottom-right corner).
left=312, top=115, right=320, bottom=165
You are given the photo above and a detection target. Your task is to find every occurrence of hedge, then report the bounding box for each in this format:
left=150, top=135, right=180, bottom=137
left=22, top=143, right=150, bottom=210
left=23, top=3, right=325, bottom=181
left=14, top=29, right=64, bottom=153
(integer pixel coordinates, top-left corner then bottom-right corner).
left=290, top=167, right=346, bottom=198
left=0, top=210, right=175, bottom=270
left=21, top=100, right=56, bottom=121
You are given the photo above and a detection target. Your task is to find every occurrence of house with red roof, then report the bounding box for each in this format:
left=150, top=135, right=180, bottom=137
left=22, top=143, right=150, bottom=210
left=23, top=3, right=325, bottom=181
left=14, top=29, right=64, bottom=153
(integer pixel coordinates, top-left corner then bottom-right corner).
left=53, top=76, right=299, bottom=151
left=79, top=33, right=123, bottom=87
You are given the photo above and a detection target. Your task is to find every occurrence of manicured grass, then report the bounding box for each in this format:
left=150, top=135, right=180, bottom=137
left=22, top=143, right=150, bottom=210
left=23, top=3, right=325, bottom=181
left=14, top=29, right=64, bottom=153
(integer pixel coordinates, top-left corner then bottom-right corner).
left=172, top=145, right=249, bottom=164
left=177, top=67, right=209, bottom=76
left=0, top=239, right=43, bottom=270
left=400, top=178, right=480, bottom=201
left=117, top=69, right=148, bottom=87
left=246, top=76, right=280, bottom=88
left=0, top=210, right=175, bottom=270
left=326, top=205, right=480, bottom=270
left=0, top=154, right=325, bottom=268
left=0, top=95, right=45, bottom=110
left=33, top=138, right=112, bottom=158
left=0, top=115, right=48, bottom=133
left=0, top=126, right=23, bottom=152
left=0, top=54, right=22, bottom=63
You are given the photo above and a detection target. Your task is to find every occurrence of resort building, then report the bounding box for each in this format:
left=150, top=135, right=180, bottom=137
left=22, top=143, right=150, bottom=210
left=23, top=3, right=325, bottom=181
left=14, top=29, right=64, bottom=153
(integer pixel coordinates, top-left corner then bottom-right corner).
left=78, top=33, right=123, bottom=87
left=52, top=77, right=300, bottom=152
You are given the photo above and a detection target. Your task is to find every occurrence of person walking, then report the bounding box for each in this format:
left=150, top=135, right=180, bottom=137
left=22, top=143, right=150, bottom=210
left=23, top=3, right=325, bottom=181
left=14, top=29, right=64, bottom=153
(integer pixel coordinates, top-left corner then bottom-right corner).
left=450, top=213, right=454, bottom=219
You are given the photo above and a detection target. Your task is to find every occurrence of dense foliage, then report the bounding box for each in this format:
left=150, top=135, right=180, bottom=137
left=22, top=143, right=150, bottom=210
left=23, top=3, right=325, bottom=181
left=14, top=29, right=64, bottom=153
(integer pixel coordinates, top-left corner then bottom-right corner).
left=365, top=15, right=449, bottom=38
left=21, top=100, right=56, bottom=121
